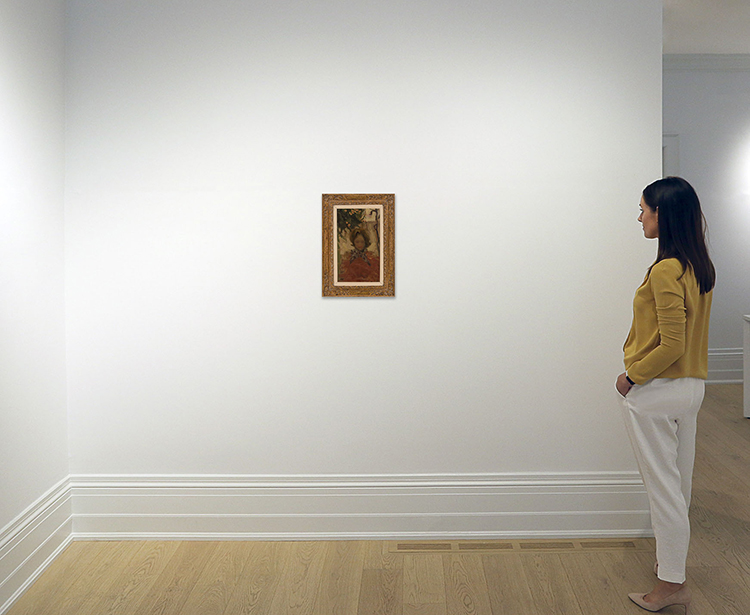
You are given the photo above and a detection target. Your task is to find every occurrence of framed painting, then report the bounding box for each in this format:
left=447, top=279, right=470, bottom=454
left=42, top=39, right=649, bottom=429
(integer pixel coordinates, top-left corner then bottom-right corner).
left=322, top=193, right=395, bottom=297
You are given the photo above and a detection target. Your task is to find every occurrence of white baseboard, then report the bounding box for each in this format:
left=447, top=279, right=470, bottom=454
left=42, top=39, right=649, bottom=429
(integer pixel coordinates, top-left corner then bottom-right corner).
left=708, top=348, right=743, bottom=384
left=69, top=473, right=651, bottom=541
left=663, top=54, right=750, bottom=71
left=0, top=478, right=73, bottom=615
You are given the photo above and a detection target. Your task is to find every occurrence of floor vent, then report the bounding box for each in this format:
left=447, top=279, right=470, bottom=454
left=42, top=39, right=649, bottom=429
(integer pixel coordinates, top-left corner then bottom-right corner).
left=519, top=542, right=576, bottom=550
left=580, top=540, right=638, bottom=550
left=395, top=543, right=453, bottom=551
left=391, top=538, right=653, bottom=554
left=458, top=542, right=514, bottom=551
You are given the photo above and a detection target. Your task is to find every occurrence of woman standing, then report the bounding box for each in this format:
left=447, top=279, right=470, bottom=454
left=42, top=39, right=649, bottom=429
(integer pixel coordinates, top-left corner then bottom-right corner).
left=616, top=177, right=715, bottom=614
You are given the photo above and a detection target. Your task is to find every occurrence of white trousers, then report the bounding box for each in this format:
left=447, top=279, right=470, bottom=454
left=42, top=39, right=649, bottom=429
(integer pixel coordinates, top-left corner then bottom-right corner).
left=621, top=377, right=705, bottom=584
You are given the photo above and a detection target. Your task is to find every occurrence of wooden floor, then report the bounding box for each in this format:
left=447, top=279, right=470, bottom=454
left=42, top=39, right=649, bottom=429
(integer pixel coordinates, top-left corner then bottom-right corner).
left=7, top=384, right=748, bottom=615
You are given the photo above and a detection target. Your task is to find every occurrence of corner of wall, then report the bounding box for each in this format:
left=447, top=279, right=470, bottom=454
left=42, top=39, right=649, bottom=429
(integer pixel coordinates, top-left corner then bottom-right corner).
left=0, top=478, right=73, bottom=615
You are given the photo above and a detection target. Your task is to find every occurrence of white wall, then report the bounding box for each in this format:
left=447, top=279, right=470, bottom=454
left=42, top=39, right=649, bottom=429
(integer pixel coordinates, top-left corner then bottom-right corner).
left=664, top=56, right=750, bottom=381
left=0, top=0, right=68, bottom=532
left=64, top=0, right=661, bottom=498
left=0, top=1, right=71, bottom=608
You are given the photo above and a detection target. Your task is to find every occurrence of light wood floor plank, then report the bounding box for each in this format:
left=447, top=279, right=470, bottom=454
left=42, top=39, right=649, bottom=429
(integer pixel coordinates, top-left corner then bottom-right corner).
left=482, top=552, right=535, bottom=614
left=135, top=540, right=219, bottom=615
left=178, top=540, right=253, bottom=615
left=693, top=441, right=750, bottom=499
left=442, top=554, right=492, bottom=615
left=696, top=412, right=750, bottom=483
left=690, top=492, right=750, bottom=578
left=46, top=541, right=146, bottom=615
left=689, top=565, right=750, bottom=615
left=364, top=541, right=402, bottom=571
left=402, top=605, right=446, bottom=615
left=403, top=553, right=445, bottom=611
left=357, top=568, right=403, bottom=615
left=688, top=506, right=727, bottom=569
left=682, top=568, right=722, bottom=615
left=558, top=552, right=633, bottom=614
left=223, top=541, right=284, bottom=615
left=702, top=384, right=745, bottom=435
left=80, top=541, right=180, bottom=615
left=519, top=553, right=583, bottom=615
left=267, top=541, right=327, bottom=615
left=593, top=551, right=658, bottom=608
left=314, top=541, right=365, bottom=615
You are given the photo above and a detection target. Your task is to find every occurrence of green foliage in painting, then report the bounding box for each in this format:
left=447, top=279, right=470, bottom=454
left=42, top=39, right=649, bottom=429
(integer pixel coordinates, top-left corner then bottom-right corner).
left=337, top=209, right=365, bottom=239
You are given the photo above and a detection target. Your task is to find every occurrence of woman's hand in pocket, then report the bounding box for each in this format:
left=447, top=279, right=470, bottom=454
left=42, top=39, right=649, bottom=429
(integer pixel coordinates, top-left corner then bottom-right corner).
left=616, top=372, right=633, bottom=397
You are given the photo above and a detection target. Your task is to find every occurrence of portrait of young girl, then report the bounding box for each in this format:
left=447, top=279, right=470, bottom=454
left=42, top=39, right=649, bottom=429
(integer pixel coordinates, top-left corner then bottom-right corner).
left=335, top=209, right=382, bottom=284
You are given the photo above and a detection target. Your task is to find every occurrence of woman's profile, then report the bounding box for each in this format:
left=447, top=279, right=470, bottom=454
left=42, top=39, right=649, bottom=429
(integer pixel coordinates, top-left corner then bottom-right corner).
left=616, top=176, right=715, bottom=614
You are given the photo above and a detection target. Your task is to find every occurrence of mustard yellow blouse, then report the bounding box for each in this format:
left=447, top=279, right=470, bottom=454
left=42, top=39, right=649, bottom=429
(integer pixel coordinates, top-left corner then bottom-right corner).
left=623, top=258, right=712, bottom=384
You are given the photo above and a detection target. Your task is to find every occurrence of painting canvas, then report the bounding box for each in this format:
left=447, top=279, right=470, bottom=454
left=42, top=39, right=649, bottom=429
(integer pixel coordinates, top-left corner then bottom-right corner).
left=335, top=206, right=383, bottom=284
left=322, top=194, right=394, bottom=297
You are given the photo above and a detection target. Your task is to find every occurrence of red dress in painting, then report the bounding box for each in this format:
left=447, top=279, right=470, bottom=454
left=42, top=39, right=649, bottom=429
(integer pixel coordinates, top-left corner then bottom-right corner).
left=339, top=250, right=380, bottom=283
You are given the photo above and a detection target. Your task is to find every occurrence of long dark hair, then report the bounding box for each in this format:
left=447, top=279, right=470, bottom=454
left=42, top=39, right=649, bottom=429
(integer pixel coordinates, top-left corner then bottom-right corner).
left=642, top=176, right=715, bottom=294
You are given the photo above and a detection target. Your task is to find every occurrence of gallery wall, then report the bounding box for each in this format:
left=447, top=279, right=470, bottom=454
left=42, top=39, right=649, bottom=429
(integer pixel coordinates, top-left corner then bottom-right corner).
left=663, top=56, right=750, bottom=382
left=64, top=0, right=661, bottom=480
left=0, top=2, right=71, bottom=607
left=0, top=0, right=68, bottom=532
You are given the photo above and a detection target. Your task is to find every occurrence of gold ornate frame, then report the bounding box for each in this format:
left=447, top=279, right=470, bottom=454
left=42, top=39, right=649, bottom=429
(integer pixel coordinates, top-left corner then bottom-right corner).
left=322, top=193, right=395, bottom=297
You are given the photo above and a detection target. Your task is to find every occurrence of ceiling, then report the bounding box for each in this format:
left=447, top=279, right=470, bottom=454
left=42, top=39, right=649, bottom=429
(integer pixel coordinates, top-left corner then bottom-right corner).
left=664, top=0, right=750, bottom=54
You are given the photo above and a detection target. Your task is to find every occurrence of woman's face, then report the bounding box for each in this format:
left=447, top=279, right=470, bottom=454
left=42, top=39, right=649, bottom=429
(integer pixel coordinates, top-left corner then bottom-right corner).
left=638, top=196, right=659, bottom=239
left=353, top=235, right=366, bottom=251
